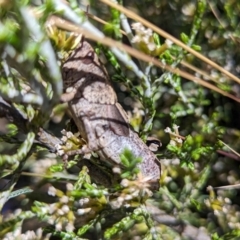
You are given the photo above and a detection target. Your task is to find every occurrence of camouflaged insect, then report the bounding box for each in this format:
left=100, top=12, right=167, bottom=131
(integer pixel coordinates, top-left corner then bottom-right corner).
left=61, top=37, right=161, bottom=189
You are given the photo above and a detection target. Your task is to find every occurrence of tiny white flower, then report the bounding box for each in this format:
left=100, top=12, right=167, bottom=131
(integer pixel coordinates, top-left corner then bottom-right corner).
left=57, top=149, right=65, bottom=156
left=48, top=218, right=54, bottom=225
left=62, top=205, right=70, bottom=213
left=173, top=125, right=180, bottom=131
left=148, top=42, right=156, bottom=51
left=66, top=223, right=75, bottom=232
left=113, top=166, right=121, bottom=174
left=124, top=194, right=133, bottom=200
left=164, top=127, right=171, bottom=133
left=66, top=183, right=74, bottom=191
left=57, top=209, right=64, bottom=215
left=56, top=223, right=62, bottom=231
left=60, top=195, right=69, bottom=204
left=170, top=139, right=177, bottom=146
left=176, top=138, right=183, bottom=144
left=79, top=198, right=89, bottom=206
left=61, top=129, right=67, bottom=135
left=48, top=186, right=57, bottom=196
left=131, top=35, right=141, bottom=43
left=48, top=204, right=57, bottom=214
left=66, top=131, right=74, bottom=138
left=145, top=28, right=153, bottom=37
left=77, top=208, right=91, bottom=215
left=61, top=136, right=68, bottom=142
left=121, top=179, right=129, bottom=187
left=165, top=39, right=173, bottom=47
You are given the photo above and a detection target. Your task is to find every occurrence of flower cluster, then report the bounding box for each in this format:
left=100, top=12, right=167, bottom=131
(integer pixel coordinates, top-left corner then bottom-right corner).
left=165, top=124, right=183, bottom=147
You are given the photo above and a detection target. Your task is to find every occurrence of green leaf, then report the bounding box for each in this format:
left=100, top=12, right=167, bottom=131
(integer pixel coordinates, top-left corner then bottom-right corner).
left=180, top=32, right=189, bottom=44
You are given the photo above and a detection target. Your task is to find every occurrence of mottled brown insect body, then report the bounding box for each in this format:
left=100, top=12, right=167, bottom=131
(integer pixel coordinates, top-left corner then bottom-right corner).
left=62, top=38, right=160, bottom=188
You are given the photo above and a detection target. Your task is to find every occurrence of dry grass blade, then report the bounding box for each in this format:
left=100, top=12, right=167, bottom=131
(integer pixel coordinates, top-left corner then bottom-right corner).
left=101, top=0, right=240, bottom=85
left=81, top=8, right=221, bottom=86
left=84, top=11, right=126, bottom=36
left=219, top=140, right=240, bottom=158
left=81, top=9, right=233, bottom=98
left=179, top=60, right=222, bottom=84
left=82, top=10, right=224, bottom=89
left=208, top=1, right=236, bottom=43
left=214, top=184, right=240, bottom=190
left=51, top=16, right=240, bottom=103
